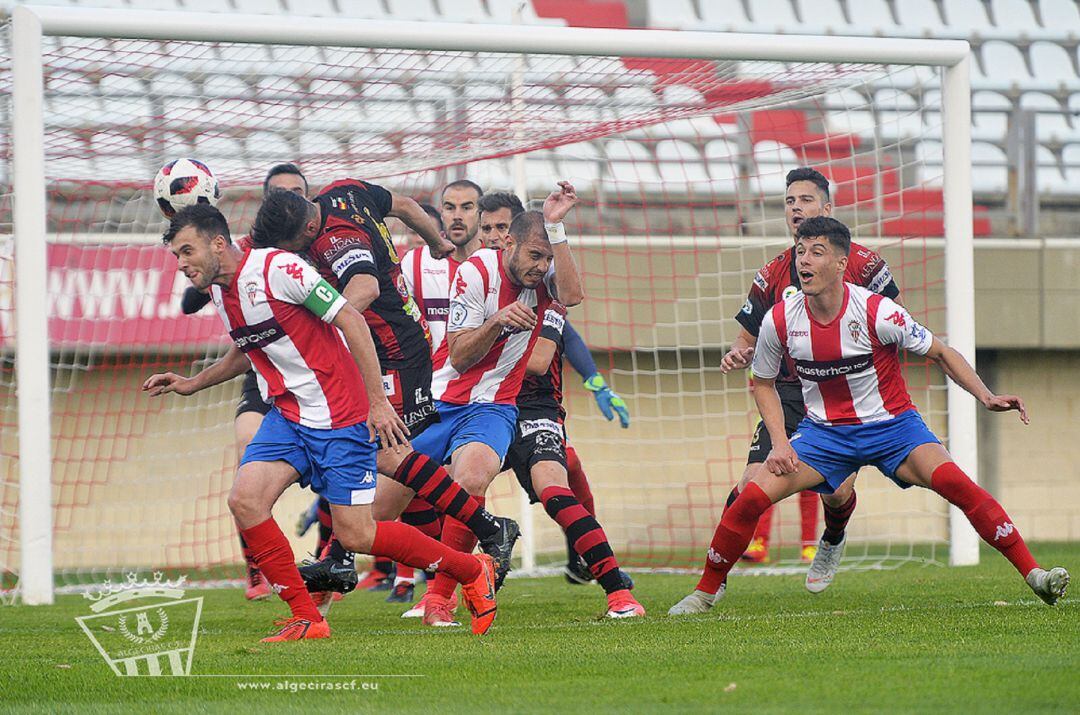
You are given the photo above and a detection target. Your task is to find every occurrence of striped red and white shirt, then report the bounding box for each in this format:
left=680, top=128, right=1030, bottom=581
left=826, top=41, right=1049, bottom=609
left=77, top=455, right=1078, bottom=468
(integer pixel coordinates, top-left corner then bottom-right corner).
left=210, top=247, right=367, bottom=429
left=752, top=283, right=934, bottom=426
left=400, top=246, right=460, bottom=355
left=430, top=248, right=554, bottom=405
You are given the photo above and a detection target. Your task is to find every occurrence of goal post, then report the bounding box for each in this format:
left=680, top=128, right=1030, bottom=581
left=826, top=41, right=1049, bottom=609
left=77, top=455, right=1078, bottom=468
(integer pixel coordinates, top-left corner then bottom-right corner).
left=6, top=6, right=978, bottom=605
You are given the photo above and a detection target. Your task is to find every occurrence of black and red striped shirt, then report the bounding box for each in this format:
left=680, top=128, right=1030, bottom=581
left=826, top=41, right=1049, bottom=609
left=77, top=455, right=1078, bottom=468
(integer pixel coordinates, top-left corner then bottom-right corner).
left=517, top=302, right=568, bottom=417
left=307, top=178, right=430, bottom=370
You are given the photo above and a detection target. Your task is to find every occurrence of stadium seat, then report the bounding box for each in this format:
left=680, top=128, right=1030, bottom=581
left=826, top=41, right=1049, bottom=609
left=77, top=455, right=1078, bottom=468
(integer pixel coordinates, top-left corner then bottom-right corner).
left=989, top=0, right=1041, bottom=30
left=298, top=131, right=341, bottom=157
left=1036, top=144, right=1068, bottom=192
left=661, top=84, right=705, bottom=108
left=183, top=0, right=231, bottom=12
left=655, top=139, right=710, bottom=191
left=91, top=131, right=146, bottom=180
left=205, top=98, right=266, bottom=129
left=231, top=0, right=283, bottom=14
left=553, top=141, right=603, bottom=190
left=874, top=87, right=923, bottom=139
left=202, top=74, right=250, bottom=99
left=1029, top=42, right=1077, bottom=84
left=970, top=141, right=1008, bottom=192
left=245, top=130, right=294, bottom=162
left=336, top=0, right=389, bottom=18
left=1062, top=142, right=1080, bottom=185
left=48, top=94, right=104, bottom=130
left=148, top=72, right=198, bottom=98
left=193, top=134, right=246, bottom=177
left=298, top=100, right=360, bottom=132
left=1039, top=0, right=1080, bottom=28
left=98, top=75, right=152, bottom=126
left=387, top=0, right=436, bottom=21
left=847, top=0, right=898, bottom=32
left=697, top=0, right=749, bottom=31
left=525, top=155, right=560, bottom=192
left=704, top=139, right=739, bottom=184
left=972, top=90, right=1012, bottom=141
left=348, top=132, right=395, bottom=159
left=753, top=140, right=799, bottom=193
left=487, top=0, right=564, bottom=25
left=282, top=0, right=335, bottom=16
left=977, top=41, right=1031, bottom=84
left=647, top=0, right=700, bottom=29
left=894, top=0, right=947, bottom=33
left=157, top=131, right=194, bottom=160
left=942, top=0, right=995, bottom=32
left=794, top=0, right=849, bottom=34
left=466, top=157, right=514, bottom=190
left=1020, top=91, right=1074, bottom=143
left=439, top=0, right=494, bottom=23
left=915, top=138, right=944, bottom=186
left=605, top=139, right=662, bottom=186
left=742, top=0, right=799, bottom=32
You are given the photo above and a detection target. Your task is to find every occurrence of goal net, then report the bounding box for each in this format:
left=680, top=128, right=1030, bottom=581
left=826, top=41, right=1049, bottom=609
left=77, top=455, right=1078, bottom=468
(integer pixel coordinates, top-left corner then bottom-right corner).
left=0, top=13, right=976, bottom=599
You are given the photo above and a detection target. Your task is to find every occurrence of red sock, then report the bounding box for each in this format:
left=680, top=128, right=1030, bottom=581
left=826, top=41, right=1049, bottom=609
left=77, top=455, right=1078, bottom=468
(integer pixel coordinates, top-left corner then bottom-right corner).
left=752, top=502, right=774, bottom=548
left=930, top=462, right=1039, bottom=577
left=566, top=446, right=596, bottom=516
left=240, top=518, right=321, bottom=621
left=427, top=500, right=482, bottom=599
left=696, top=483, right=773, bottom=594
left=541, top=486, right=623, bottom=594
left=370, top=521, right=481, bottom=584
left=238, top=531, right=259, bottom=574
left=799, top=490, right=819, bottom=546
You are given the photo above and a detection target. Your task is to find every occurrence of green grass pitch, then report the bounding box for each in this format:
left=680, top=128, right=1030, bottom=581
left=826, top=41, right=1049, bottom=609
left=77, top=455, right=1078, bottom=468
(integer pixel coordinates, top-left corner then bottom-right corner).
left=1, top=543, right=1076, bottom=714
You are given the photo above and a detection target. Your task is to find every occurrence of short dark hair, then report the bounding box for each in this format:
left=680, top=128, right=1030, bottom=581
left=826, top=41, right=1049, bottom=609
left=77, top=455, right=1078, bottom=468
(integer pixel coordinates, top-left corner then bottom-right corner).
left=441, top=179, right=483, bottom=200
left=796, top=216, right=850, bottom=256
left=507, top=210, right=547, bottom=245
left=478, top=191, right=525, bottom=218
left=420, top=202, right=443, bottom=232
left=251, top=188, right=314, bottom=249
left=785, top=167, right=831, bottom=202
left=162, top=203, right=232, bottom=246
left=263, top=163, right=308, bottom=195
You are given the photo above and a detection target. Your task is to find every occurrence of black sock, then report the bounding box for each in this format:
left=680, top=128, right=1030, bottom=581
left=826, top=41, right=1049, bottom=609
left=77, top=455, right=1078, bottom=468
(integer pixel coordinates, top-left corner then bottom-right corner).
left=327, top=538, right=355, bottom=568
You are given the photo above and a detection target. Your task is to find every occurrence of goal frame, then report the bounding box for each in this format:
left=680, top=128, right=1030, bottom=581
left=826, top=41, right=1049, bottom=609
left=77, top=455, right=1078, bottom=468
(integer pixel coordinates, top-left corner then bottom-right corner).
left=9, top=5, right=978, bottom=604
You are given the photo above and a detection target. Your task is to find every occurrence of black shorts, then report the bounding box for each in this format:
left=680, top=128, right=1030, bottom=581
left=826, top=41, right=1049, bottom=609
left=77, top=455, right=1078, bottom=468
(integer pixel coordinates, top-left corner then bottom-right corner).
left=235, top=370, right=272, bottom=419
left=383, top=365, right=439, bottom=439
left=746, top=382, right=806, bottom=465
left=504, top=407, right=567, bottom=504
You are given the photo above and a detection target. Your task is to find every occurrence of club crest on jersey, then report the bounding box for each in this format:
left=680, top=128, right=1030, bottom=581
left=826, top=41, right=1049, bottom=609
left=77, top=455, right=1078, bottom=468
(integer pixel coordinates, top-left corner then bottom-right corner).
left=244, top=280, right=260, bottom=307
left=848, top=320, right=861, bottom=342
left=782, top=286, right=798, bottom=300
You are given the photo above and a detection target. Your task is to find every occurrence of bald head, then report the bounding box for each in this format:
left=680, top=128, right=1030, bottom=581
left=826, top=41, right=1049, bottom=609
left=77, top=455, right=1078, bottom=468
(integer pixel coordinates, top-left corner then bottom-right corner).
left=507, top=210, right=547, bottom=247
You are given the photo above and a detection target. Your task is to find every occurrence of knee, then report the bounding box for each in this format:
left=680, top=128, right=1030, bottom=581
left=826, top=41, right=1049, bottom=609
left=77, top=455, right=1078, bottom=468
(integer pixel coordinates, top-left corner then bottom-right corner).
left=228, top=485, right=264, bottom=526
left=334, top=519, right=377, bottom=554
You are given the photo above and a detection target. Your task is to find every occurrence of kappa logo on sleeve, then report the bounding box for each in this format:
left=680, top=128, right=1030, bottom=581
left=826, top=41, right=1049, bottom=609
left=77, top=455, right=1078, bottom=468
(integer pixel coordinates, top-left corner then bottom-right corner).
left=885, top=311, right=906, bottom=327
left=280, top=262, right=305, bottom=286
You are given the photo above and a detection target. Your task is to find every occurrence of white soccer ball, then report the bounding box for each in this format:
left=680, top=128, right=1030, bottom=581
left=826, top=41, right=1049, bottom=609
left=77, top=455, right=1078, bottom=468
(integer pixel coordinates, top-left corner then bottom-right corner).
left=153, top=158, right=220, bottom=218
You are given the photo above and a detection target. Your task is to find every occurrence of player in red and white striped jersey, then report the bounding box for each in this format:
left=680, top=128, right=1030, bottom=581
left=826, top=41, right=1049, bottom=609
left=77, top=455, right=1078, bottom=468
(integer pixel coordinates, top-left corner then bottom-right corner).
left=410, top=184, right=586, bottom=627
left=144, top=205, right=501, bottom=639
left=249, top=186, right=520, bottom=611
left=671, top=217, right=1069, bottom=614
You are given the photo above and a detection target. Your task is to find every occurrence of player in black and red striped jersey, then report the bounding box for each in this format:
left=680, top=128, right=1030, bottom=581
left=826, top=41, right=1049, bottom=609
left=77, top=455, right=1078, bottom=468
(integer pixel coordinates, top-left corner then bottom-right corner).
left=712, top=168, right=900, bottom=597
left=252, top=185, right=520, bottom=613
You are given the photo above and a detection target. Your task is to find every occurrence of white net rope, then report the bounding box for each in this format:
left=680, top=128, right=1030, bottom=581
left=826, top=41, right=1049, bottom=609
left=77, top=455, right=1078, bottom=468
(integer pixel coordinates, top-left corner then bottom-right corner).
left=0, top=28, right=953, bottom=589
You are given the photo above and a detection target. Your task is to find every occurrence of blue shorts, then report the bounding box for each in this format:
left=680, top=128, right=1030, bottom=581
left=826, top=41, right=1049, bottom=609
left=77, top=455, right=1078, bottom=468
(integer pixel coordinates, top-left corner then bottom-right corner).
left=790, top=409, right=940, bottom=494
left=240, top=408, right=378, bottom=506
left=410, top=401, right=518, bottom=465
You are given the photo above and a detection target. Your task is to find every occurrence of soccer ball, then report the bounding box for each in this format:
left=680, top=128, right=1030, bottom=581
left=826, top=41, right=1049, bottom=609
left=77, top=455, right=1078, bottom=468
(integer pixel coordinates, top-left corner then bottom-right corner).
left=153, top=158, right=220, bottom=218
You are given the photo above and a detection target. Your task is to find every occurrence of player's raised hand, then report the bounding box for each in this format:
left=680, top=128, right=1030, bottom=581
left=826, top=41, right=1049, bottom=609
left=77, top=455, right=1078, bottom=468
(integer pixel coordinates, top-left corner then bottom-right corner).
left=720, top=346, right=755, bottom=373
left=494, top=301, right=537, bottom=332
left=368, top=398, right=410, bottom=451
left=542, top=181, right=578, bottom=224
left=983, top=393, right=1029, bottom=424
left=141, top=372, right=196, bottom=397
left=427, top=235, right=456, bottom=260
left=764, top=442, right=800, bottom=475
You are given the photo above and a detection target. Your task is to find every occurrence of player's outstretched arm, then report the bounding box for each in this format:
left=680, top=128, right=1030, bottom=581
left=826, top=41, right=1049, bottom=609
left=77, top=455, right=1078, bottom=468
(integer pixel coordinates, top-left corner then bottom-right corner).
left=142, top=345, right=249, bottom=397
left=752, top=375, right=799, bottom=475
left=180, top=286, right=211, bottom=315
left=332, top=303, right=410, bottom=449
left=543, top=181, right=584, bottom=307
left=389, top=192, right=454, bottom=259
left=924, top=337, right=1029, bottom=424
left=720, top=327, right=758, bottom=374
